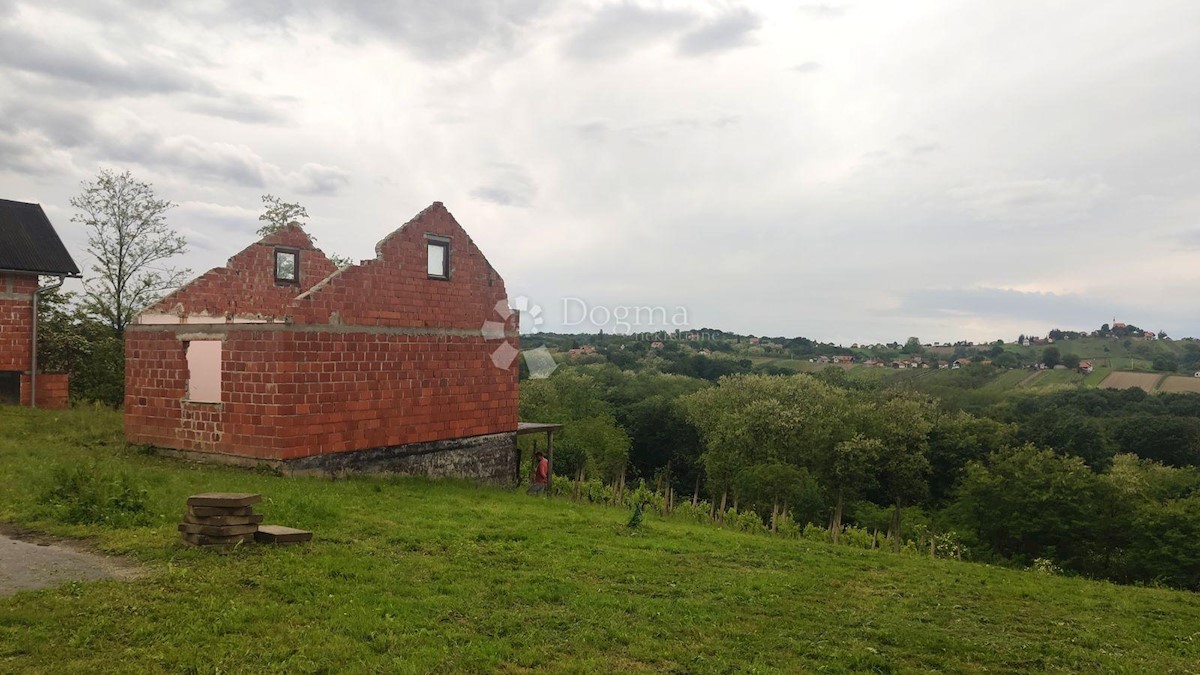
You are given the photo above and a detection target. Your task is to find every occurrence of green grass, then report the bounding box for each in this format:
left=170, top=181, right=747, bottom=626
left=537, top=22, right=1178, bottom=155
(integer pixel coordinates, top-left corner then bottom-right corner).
left=1023, top=369, right=1086, bottom=389
left=2, top=407, right=1200, bottom=673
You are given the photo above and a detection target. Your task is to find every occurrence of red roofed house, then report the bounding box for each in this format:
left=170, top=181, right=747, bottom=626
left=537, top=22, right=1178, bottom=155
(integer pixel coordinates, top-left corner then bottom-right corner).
left=0, top=199, right=80, bottom=408
left=124, top=203, right=521, bottom=482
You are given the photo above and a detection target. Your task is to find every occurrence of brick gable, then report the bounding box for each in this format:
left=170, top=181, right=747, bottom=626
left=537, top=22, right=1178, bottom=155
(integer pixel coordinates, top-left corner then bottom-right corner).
left=147, top=223, right=338, bottom=321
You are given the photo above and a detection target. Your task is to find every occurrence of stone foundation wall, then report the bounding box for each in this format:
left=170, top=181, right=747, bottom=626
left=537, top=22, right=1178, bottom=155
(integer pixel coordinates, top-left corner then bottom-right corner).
left=281, top=432, right=519, bottom=484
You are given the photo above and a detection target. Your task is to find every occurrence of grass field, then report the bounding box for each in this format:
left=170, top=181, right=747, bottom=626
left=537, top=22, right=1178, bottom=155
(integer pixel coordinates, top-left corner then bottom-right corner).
left=2, top=407, right=1200, bottom=672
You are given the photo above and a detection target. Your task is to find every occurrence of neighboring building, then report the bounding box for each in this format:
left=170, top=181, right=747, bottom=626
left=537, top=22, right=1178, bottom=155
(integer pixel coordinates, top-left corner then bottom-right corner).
left=0, top=199, right=80, bottom=408
left=1078, top=360, right=1094, bottom=374
left=650, top=341, right=664, bottom=349
left=124, top=202, right=521, bottom=482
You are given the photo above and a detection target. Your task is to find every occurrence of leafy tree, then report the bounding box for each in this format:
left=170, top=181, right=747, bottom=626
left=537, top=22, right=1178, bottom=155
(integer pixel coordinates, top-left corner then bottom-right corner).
left=1152, top=354, right=1178, bottom=372
left=954, top=444, right=1103, bottom=568
left=868, top=396, right=935, bottom=548
left=901, top=337, right=923, bottom=355
left=1062, top=353, right=1081, bottom=370
left=828, top=435, right=882, bottom=541
left=1042, top=346, right=1061, bottom=368
left=257, top=194, right=309, bottom=236
left=926, top=412, right=1016, bottom=503
left=1110, top=415, right=1200, bottom=467
left=1127, top=495, right=1200, bottom=590
left=71, top=169, right=189, bottom=336
left=36, top=288, right=125, bottom=405
left=992, top=351, right=1018, bottom=369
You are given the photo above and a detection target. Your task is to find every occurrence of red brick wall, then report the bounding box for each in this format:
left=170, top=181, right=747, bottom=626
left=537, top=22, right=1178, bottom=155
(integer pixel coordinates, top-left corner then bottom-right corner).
left=0, top=273, right=37, bottom=373
left=291, top=203, right=509, bottom=330
left=20, top=373, right=69, bottom=409
left=124, top=203, right=520, bottom=462
left=147, top=224, right=338, bottom=320
left=125, top=327, right=518, bottom=461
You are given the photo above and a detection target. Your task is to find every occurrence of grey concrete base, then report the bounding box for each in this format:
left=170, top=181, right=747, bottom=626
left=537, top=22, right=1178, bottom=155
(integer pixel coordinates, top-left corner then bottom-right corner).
left=145, top=432, right=520, bottom=485
left=282, top=432, right=519, bottom=484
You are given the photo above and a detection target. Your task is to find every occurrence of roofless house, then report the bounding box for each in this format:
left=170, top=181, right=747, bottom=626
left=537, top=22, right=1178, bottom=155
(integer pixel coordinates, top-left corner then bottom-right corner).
left=123, top=202, right=549, bottom=482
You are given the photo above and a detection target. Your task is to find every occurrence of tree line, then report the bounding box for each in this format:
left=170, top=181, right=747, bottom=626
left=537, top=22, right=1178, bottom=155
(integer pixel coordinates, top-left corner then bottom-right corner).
left=520, top=363, right=1200, bottom=590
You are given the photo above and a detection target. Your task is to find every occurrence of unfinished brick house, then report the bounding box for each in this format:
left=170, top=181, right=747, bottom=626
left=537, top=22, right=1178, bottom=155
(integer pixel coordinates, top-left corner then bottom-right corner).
left=0, top=199, right=80, bottom=409
left=124, top=202, right=523, bottom=482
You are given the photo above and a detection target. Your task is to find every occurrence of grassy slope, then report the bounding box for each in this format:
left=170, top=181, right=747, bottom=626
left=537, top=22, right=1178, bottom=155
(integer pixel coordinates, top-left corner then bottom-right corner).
left=2, top=408, right=1199, bottom=673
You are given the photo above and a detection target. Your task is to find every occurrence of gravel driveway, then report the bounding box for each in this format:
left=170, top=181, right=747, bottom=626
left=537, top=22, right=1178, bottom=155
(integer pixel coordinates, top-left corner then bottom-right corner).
left=0, top=531, right=139, bottom=596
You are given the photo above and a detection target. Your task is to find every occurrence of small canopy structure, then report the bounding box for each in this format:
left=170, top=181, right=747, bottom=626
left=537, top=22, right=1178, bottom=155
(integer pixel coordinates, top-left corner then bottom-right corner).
left=516, top=422, right=563, bottom=487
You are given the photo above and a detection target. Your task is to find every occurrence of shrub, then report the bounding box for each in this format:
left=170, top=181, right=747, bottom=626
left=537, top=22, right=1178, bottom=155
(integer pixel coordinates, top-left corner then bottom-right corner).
left=724, top=508, right=765, bottom=533
left=39, top=463, right=150, bottom=527
left=672, top=499, right=712, bottom=524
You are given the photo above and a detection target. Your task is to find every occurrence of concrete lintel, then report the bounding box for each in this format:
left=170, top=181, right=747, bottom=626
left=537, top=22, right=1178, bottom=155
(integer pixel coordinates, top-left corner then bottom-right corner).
left=131, top=322, right=519, bottom=339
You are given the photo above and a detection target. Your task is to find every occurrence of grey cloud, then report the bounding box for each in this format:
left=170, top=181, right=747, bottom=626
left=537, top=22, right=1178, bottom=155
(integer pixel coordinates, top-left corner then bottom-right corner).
left=677, top=8, right=762, bottom=56
left=90, top=118, right=349, bottom=194
left=0, top=24, right=209, bottom=97
left=470, top=163, right=536, bottom=207
left=572, top=115, right=741, bottom=144
left=792, top=61, right=821, bottom=73
left=900, top=287, right=1129, bottom=328
left=0, top=130, right=76, bottom=175
left=563, top=2, right=696, bottom=61
left=947, top=176, right=1110, bottom=226
left=183, top=93, right=297, bottom=125
left=288, top=163, right=350, bottom=196
left=220, top=0, right=550, bottom=62
left=0, top=102, right=95, bottom=148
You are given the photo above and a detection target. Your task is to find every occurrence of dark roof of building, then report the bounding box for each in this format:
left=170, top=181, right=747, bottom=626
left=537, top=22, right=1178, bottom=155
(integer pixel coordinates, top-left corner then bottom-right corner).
left=0, top=199, right=81, bottom=276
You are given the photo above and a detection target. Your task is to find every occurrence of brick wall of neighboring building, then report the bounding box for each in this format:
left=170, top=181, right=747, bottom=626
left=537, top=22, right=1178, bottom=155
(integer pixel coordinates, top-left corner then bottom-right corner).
left=147, top=224, right=338, bottom=321
left=0, top=273, right=37, bottom=373
left=124, top=203, right=520, bottom=481
left=20, top=373, right=70, bottom=409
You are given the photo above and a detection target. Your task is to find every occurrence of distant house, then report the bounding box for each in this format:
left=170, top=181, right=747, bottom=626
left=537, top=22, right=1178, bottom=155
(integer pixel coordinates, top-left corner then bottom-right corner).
left=1113, top=322, right=1127, bottom=330
left=748, top=337, right=761, bottom=344
left=952, top=358, right=972, bottom=369
left=937, top=360, right=949, bottom=369
left=832, top=355, right=855, bottom=363
left=1079, top=360, right=1094, bottom=374
left=863, top=358, right=883, bottom=367
left=816, top=355, right=831, bottom=364
left=650, top=341, right=664, bottom=349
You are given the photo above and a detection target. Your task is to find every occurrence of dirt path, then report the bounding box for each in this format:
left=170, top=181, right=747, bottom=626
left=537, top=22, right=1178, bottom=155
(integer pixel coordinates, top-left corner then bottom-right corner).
left=1017, top=371, right=1044, bottom=387
left=0, top=530, right=140, bottom=596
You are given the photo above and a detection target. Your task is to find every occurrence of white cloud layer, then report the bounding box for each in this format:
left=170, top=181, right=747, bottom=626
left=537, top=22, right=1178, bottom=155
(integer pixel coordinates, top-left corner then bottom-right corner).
left=1, top=0, right=1198, bottom=343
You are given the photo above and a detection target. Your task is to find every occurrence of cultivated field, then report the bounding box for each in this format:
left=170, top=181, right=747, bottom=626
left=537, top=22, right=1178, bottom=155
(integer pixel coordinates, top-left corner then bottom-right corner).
left=1159, top=375, right=1200, bottom=393
left=1098, top=371, right=1164, bottom=392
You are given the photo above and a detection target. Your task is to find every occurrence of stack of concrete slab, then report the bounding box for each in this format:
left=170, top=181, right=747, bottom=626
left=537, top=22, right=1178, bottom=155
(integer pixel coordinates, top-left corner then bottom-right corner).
left=179, top=493, right=263, bottom=548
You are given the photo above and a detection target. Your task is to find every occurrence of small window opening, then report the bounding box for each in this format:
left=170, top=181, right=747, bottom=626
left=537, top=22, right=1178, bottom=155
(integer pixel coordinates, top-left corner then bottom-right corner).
left=427, top=238, right=449, bottom=279
left=275, top=248, right=299, bottom=283
left=185, top=340, right=222, bottom=403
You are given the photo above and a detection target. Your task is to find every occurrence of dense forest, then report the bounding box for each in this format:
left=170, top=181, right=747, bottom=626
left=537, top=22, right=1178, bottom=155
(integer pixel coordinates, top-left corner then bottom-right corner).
left=520, top=335, right=1200, bottom=591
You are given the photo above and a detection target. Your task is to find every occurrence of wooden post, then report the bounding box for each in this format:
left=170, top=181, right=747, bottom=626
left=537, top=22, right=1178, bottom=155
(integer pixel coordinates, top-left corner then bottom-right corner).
left=546, top=431, right=555, bottom=491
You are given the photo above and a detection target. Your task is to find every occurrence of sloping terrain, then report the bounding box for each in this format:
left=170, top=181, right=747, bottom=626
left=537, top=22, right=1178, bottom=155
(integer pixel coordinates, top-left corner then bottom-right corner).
left=1, top=407, right=1198, bottom=672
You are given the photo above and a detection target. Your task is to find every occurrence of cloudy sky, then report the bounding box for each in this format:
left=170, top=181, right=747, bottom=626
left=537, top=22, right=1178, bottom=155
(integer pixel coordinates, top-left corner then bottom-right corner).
left=2, top=0, right=1198, bottom=343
